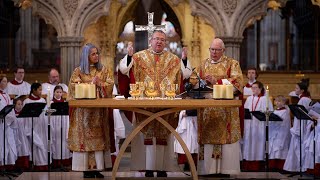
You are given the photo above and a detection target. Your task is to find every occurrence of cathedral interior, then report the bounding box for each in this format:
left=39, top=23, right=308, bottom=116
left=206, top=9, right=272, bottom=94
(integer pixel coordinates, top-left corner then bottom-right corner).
left=0, top=0, right=319, bottom=98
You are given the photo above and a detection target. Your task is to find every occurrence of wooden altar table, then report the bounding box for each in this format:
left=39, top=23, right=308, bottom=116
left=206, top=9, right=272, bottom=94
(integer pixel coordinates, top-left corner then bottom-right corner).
left=69, top=98, right=242, bottom=180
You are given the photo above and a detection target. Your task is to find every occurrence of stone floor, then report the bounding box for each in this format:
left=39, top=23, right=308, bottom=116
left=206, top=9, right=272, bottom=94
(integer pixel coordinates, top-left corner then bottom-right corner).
left=0, top=153, right=317, bottom=180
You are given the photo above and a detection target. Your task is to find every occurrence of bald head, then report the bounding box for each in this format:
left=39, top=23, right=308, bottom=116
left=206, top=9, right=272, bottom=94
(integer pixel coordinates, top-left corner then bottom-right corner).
left=211, top=38, right=225, bottom=49
left=209, top=38, right=225, bottom=61
left=49, top=68, right=60, bottom=85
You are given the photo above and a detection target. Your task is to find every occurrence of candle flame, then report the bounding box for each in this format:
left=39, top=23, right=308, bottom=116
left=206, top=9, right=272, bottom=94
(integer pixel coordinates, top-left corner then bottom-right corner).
left=266, top=85, right=269, bottom=90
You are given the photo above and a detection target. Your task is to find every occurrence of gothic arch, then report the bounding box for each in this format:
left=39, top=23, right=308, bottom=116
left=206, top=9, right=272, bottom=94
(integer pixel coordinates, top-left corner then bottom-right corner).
left=73, top=0, right=111, bottom=36
left=114, top=0, right=186, bottom=40
left=233, top=0, right=268, bottom=37
left=189, top=0, right=226, bottom=36
left=32, top=0, right=66, bottom=36
left=31, top=0, right=112, bottom=37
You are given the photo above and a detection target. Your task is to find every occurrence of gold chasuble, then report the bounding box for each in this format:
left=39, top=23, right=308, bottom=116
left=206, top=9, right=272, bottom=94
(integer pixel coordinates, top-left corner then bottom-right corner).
left=67, top=66, right=114, bottom=153
left=132, top=48, right=181, bottom=144
left=199, top=55, right=243, bottom=158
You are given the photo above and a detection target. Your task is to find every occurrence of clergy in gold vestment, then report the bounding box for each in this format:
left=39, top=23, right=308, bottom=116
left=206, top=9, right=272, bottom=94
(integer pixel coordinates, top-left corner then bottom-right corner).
left=119, top=30, right=192, bottom=177
left=198, top=38, right=243, bottom=175
left=67, top=44, right=114, bottom=178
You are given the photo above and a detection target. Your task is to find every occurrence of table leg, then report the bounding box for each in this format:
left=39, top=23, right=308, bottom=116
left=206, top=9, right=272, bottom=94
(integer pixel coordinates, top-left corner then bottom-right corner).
left=111, top=107, right=198, bottom=180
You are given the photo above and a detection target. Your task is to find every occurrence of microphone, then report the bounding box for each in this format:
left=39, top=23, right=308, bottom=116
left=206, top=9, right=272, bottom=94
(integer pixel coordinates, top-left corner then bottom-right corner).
left=184, top=82, right=192, bottom=92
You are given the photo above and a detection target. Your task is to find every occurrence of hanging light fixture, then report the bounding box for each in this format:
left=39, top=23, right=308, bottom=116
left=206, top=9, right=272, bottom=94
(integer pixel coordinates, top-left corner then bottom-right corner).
left=268, top=0, right=281, bottom=10
left=311, top=0, right=320, bottom=7
left=13, top=0, right=32, bottom=10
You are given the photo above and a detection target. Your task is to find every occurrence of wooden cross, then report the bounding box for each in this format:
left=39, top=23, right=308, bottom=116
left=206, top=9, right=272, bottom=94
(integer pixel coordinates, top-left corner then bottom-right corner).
left=135, top=12, right=166, bottom=44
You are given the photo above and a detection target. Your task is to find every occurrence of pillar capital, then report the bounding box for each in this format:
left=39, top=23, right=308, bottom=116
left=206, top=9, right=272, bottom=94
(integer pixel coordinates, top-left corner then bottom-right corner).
left=57, top=36, right=84, bottom=84
left=220, top=36, right=243, bottom=61
left=57, top=36, right=83, bottom=47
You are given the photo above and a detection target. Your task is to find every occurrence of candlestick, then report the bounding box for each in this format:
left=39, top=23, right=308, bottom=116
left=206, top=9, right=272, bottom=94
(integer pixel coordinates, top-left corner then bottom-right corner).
left=266, top=85, right=269, bottom=111
left=47, top=86, right=51, bottom=108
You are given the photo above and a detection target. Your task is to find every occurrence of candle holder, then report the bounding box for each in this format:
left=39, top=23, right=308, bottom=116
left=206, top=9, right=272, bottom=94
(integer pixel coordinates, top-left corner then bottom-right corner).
left=45, top=107, right=56, bottom=171
left=263, top=109, right=273, bottom=172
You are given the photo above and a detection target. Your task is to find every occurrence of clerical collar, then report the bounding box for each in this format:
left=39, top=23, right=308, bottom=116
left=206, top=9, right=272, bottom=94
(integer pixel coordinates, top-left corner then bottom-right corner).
left=149, top=48, right=164, bottom=55
left=245, top=83, right=252, bottom=88
left=14, top=109, right=21, bottom=115
left=29, top=93, right=40, bottom=100
left=11, top=78, right=23, bottom=85
left=299, top=93, right=310, bottom=99
left=210, top=57, right=222, bottom=64
left=53, top=97, right=64, bottom=102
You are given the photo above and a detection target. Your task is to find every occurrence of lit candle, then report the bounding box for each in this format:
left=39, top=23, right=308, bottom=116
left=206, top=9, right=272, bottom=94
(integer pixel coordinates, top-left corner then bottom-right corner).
left=266, top=85, right=269, bottom=111
left=75, top=82, right=85, bottom=99
left=47, top=86, right=51, bottom=108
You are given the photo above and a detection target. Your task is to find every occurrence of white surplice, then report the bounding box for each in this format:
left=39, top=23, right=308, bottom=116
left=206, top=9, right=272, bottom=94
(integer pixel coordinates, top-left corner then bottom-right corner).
left=303, top=118, right=320, bottom=169
left=14, top=110, right=30, bottom=158
left=6, top=80, right=31, bottom=97
left=269, top=107, right=291, bottom=159
left=174, top=110, right=198, bottom=154
left=0, top=91, right=18, bottom=165
left=283, top=96, right=312, bottom=172
left=23, top=96, right=51, bottom=166
left=242, top=95, right=274, bottom=161
left=50, top=102, right=72, bottom=161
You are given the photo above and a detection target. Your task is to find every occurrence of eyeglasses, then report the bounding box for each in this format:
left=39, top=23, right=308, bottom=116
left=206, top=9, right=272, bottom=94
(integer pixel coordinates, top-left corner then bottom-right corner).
left=209, top=48, right=223, bottom=52
left=152, top=37, right=166, bottom=42
left=90, top=52, right=100, bottom=56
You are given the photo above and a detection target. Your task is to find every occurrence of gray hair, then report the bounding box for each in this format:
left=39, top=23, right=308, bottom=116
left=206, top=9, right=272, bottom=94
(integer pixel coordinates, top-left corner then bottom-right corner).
left=213, top=38, right=225, bottom=49
left=79, top=43, right=102, bottom=74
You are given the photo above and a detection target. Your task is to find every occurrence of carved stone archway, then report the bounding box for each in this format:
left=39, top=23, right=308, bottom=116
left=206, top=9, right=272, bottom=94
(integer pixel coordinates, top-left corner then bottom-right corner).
left=16, top=0, right=271, bottom=82
left=189, top=0, right=268, bottom=60
left=29, top=0, right=112, bottom=83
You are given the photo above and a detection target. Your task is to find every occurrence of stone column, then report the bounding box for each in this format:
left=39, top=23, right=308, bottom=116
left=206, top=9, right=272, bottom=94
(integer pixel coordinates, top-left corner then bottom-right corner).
left=220, top=37, right=243, bottom=61
left=57, top=36, right=83, bottom=84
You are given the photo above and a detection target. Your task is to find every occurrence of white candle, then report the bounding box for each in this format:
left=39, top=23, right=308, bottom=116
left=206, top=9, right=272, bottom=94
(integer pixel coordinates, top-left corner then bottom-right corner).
left=266, top=85, right=269, bottom=111
left=213, top=84, right=220, bottom=99
left=87, top=83, right=96, bottom=99
left=221, top=84, right=226, bottom=99
left=75, top=82, right=85, bottom=99
left=47, top=86, right=51, bottom=108
left=225, top=84, right=234, bottom=99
